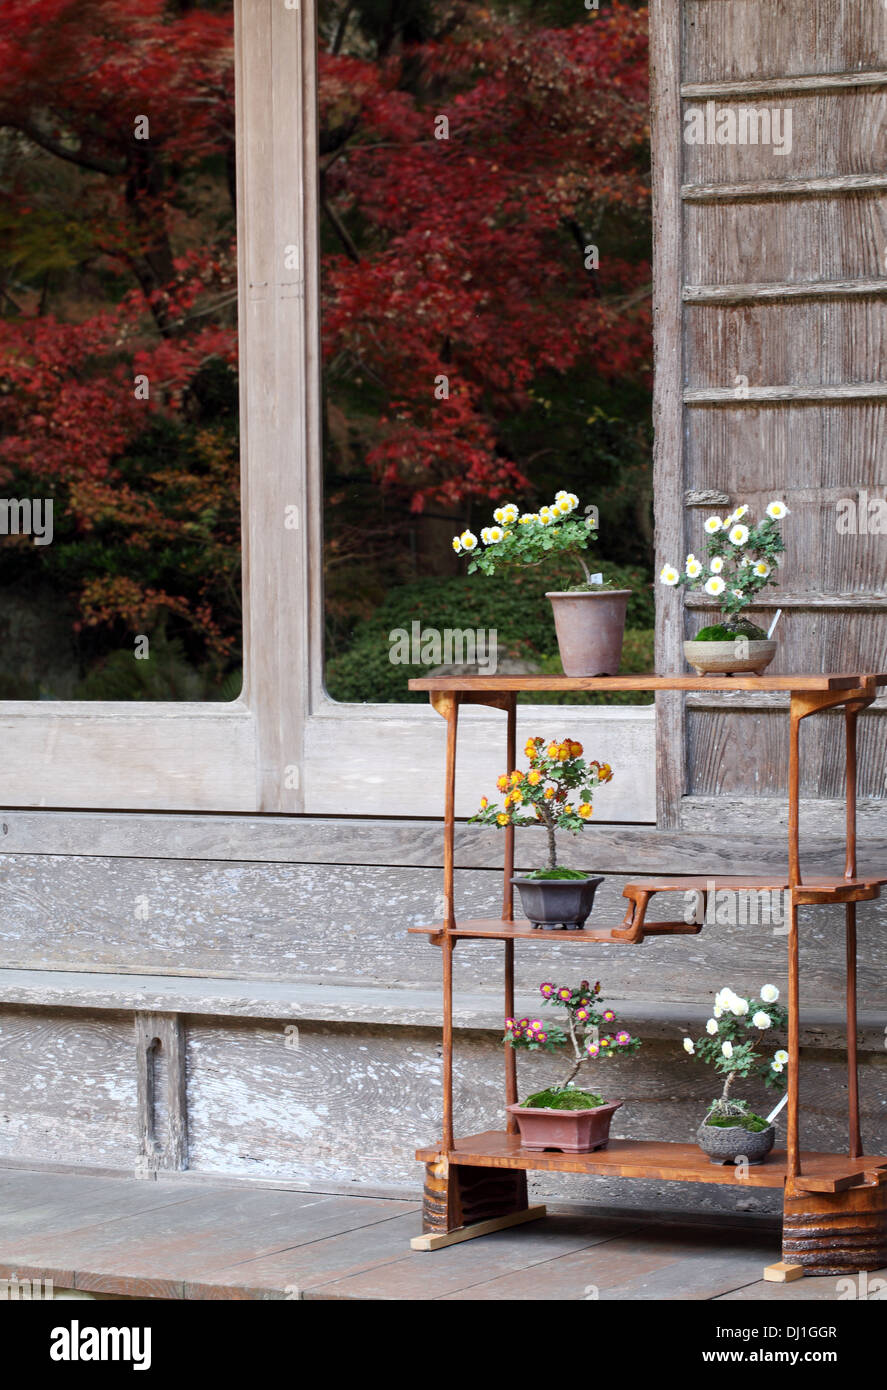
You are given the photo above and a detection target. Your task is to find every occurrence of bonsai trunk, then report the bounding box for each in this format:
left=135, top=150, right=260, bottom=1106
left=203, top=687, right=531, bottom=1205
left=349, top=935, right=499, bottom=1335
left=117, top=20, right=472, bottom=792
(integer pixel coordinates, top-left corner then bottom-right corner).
left=559, top=1011, right=585, bottom=1090
left=538, top=802, right=558, bottom=871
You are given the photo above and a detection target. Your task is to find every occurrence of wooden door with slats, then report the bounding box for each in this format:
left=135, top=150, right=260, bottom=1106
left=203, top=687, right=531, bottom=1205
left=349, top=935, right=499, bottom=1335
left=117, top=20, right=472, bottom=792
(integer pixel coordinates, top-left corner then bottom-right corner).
left=651, top=0, right=887, bottom=829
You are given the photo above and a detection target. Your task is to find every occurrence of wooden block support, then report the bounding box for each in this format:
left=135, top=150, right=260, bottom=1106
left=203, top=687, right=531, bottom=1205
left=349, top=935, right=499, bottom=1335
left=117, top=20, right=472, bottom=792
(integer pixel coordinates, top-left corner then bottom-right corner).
left=411, top=1204, right=547, bottom=1251
left=420, top=1156, right=534, bottom=1244
left=783, top=1176, right=887, bottom=1274
left=764, top=1261, right=805, bottom=1283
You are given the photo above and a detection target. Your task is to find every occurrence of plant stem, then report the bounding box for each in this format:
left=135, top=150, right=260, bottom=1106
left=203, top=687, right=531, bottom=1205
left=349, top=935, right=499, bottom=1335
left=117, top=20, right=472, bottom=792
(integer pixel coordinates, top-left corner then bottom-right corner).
left=576, top=550, right=591, bottom=584
left=722, top=1069, right=736, bottom=1103
left=537, top=801, right=558, bottom=870
left=560, top=1010, right=584, bottom=1089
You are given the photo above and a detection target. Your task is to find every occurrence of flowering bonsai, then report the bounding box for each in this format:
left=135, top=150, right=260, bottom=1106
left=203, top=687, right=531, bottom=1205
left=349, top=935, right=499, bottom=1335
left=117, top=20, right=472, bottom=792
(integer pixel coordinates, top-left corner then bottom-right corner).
left=470, top=737, right=614, bottom=929
left=659, top=500, right=790, bottom=641
left=452, top=493, right=630, bottom=676
left=503, top=980, right=640, bottom=1151
left=452, top=491, right=601, bottom=588
left=470, top=736, right=613, bottom=876
left=682, top=984, right=788, bottom=1162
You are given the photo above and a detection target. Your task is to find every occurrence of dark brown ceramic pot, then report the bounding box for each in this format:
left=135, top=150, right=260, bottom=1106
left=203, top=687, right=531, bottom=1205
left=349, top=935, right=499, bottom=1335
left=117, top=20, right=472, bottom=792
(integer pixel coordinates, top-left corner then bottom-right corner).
left=511, top=874, right=604, bottom=930
left=546, top=590, right=631, bottom=677
left=507, top=1099, right=623, bottom=1154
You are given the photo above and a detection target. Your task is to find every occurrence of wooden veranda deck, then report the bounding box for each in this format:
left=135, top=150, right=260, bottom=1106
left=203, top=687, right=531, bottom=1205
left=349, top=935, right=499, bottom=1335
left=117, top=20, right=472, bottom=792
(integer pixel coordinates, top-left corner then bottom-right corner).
left=0, top=1168, right=882, bottom=1301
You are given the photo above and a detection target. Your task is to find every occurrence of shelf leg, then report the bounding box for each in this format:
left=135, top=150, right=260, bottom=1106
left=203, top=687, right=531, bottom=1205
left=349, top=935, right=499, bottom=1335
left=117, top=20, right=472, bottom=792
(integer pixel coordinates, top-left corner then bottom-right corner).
left=415, top=1158, right=540, bottom=1248
left=787, top=894, right=801, bottom=1180
left=787, top=698, right=802, bottom=887
left=505, top=939, right=518, bottom=1131
left=843, top=701, right=862, bottom=1159
left=442, top=934, right=455, bottom=1154
left=846, top=902, right=862, bottom=1159
left=503, top=694, right=516, bottom=923
left=438, top=694, right=459, bottom=1153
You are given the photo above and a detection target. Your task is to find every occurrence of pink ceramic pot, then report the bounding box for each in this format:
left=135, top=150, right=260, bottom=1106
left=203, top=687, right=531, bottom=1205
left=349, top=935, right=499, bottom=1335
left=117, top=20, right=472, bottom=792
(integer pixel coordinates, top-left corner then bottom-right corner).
left=507, top=1099, right=623, bottom=1153
left=546, top=590, right=631, bottom=676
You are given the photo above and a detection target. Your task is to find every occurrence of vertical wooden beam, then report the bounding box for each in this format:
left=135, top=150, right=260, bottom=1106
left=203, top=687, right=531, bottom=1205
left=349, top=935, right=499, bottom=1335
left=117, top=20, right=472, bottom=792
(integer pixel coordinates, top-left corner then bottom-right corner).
left=845, top=701, right=861, bottom=1158
left=649, top=0, right=685, bottom=828
left=786, top=900, right=801, bottom=1180
left=235, top=0, right=318, bottom=810
left=788, top=699, right=802, bottom=886
left=502, top=695, right=516, bottom=922
left=134, top=1013, right=188, bottom=1175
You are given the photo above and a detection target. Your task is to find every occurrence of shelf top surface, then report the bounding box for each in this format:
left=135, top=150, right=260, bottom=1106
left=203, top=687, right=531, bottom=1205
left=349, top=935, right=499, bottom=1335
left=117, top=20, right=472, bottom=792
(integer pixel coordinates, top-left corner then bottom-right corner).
left=409, top=672, right=887, bottom=693
left=416, top=1132, right=887, bottom=1190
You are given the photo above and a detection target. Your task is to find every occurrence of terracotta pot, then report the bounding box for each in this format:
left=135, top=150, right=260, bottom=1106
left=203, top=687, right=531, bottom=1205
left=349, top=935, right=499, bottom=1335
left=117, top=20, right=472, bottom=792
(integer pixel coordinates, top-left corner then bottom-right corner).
left=683, top=638, right=777, bottom=676
left=507, top=1099, right=623, bottom=1153
left=546, top=590, right=631, bottom=676
left=511, top=873, right=604, bottom=930
left=696, top=1119, right=775, bottom=1166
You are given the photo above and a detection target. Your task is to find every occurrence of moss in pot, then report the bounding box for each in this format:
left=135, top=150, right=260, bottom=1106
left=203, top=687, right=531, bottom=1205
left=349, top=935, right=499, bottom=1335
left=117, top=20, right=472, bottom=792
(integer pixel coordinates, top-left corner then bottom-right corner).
left=682, top=983, right=789, bottom=1165
left=469, top=736, right=612, bottom=929
left=504, top=979, right=641, bottom=1153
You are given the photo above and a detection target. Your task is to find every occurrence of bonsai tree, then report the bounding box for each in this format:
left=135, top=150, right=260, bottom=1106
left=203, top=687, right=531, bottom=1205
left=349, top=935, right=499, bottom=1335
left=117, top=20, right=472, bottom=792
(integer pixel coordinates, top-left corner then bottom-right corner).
left=682, top=983, right=789, bottom=1129
left=506, top=978, right=641, bottom=1109
left=452, top=491, right=605, bottom=589
left=659, top=500, right=790, bottom=639
left=469, top=736, right=613, bottom=877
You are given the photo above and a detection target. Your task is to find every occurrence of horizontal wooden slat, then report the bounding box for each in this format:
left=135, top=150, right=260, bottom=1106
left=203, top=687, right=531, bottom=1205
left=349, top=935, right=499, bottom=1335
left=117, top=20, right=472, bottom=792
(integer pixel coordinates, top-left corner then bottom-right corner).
left=683, top=174, right=887, bottom=203
left=685, top=592, right=887, bottom=610
left=685, top=384, right=887, bottom=404
left=682, top=71, right=887, bottom=100
left=684, top=279, right=887, bottom=306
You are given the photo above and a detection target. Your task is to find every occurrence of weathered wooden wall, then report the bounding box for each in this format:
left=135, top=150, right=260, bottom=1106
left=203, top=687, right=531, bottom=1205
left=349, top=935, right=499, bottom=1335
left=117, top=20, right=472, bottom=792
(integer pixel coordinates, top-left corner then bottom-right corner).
left=0, top=813, right=884, bottom=1217
left=654, top=0, right=887, bottom=823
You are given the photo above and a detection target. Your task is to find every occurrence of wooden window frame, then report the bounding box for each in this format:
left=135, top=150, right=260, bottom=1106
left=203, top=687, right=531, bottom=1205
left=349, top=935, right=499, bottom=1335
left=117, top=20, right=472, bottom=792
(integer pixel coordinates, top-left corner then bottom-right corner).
left=0, top=0, right=659, bottom=821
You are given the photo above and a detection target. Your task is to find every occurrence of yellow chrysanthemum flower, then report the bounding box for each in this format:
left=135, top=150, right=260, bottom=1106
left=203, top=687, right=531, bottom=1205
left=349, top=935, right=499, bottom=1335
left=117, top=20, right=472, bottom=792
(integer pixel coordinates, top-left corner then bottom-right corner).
left=527, top=770, right=542, bottom=785
left=546, top=742, right=559, bottom=758
left=496, top=813, right=509, bottom=827
left=564, top=804, right=575, bottom=815
left=496, top=774, right=509, bottom=792
left=510, top=770, right=523, bottom=786
left=479, top=796, right=488, bottom=809
left=557, top=742, right=571, bottom=761
left=569, top=740, right=583, bottom=757
left=578, top=803, right=593, bottom=819
left=543, top=787, right=555, bottom=800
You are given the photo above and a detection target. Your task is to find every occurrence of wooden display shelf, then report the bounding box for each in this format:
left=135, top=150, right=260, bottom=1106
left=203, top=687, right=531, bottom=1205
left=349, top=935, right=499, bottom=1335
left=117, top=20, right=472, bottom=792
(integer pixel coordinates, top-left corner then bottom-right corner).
left=408, top=673, right=887, bottom=1272
left=417, top=1132, right=887, bottom=1193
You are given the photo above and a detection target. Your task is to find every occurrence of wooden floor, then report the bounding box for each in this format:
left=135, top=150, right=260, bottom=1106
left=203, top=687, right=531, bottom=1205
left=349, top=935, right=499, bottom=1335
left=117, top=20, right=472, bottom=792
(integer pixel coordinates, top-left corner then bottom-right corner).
left=1, top=1168, right=885, bottom=1300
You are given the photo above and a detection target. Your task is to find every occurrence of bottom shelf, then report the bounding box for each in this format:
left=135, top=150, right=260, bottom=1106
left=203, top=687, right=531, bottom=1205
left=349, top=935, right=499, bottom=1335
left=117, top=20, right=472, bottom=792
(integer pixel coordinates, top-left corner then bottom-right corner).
left=416, top=1132, right=887, bottom=1193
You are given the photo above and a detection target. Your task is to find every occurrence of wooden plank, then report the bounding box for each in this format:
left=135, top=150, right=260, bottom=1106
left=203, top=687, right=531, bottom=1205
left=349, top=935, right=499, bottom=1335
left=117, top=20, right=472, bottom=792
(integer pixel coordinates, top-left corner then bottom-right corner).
left=683, top=174, right=887, bottom=203
left=685, top=384, right=887, bottom=404
left=683, top=0, right=887, bottom=85
left=410, top=1204, right=546, bottom=1251
left=685, top=279, right=887, bottom=306
left=682, top=72, right=887, bottom=99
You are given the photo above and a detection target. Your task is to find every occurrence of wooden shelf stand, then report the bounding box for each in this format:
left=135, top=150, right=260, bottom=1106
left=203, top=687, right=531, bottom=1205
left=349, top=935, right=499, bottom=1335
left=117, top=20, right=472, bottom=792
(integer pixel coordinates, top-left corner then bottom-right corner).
left=407, top=673, right=887, bottom=1274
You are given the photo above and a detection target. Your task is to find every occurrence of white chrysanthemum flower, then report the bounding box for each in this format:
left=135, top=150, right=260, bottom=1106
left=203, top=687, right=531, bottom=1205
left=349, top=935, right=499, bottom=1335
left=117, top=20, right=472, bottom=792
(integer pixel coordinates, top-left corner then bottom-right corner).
left=488, top=526, right=503, bottom=543
left=753, top=561, right=771, bottom=578
left=566, top=493, right=579, bottom=510
left=721, top=1040, right=734, bottom=1059
left=710, top=556, right=724, bottom=574
left=660, top=564, right=680, bottom=586
left=771, top=1060, right=784, bottom=1073
left=539, top=508, right=553, bottom=525
left=683, top=1038, right=695, bottom=1054
left=501, top=503, right=519, bottom=523
left=686, top=557, right=703, bottom=579
left=706, top=1018, right=718, bottom=1035
left=731, top=995, right=749, bottom=1016
left=726, top=504, right=749, bottom=525
left=774, top=1049, right=789, bottom=1065
left=704, top=516, right=723, bottom=534
left=493, top=507, right=506, bottom=524
left=704, top=575, right=726, bottom=597
left=713, top=1004, right=723, bottom=1019
left=766, top=500, right=790, bottom=520
left=518, top=513, right=538, bottom=525
left=555, top=490, right=569, bottom=501
left=761, top=984, right=779, bottom=1003
left=728, top=524, right=749, bottom=546
left=715, top=988, right=732, bottom=1009
left=460, top=530, right=477, bottom=551
left=752, top=1011, right=771, bottom=1030
left=480, top=527, right=492, bottom=545
left=452, top=536, right=462, bottom=554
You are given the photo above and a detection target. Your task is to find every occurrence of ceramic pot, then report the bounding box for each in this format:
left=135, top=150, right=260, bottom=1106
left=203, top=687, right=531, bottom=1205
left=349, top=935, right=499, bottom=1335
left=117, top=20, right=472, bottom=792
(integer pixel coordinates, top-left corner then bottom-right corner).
left=511, top=874, right=604, bottom=930
left=683, top=638, right=777, bottom=676
left=546, top=590, right=631, bottom=677
left=696, top=1119, right=776, bottom=1166
left=507, top=1099, right=623, bottom=1153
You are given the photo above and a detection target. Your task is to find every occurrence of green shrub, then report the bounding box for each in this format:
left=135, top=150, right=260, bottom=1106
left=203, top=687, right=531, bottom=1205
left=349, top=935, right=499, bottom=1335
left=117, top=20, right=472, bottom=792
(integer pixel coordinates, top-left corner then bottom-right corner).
left=325, top=559, right=653, bottom=704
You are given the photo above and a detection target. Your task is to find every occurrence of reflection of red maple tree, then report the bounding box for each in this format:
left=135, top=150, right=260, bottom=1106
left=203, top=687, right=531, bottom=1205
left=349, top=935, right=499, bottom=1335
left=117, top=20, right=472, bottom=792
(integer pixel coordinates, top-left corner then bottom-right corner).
left=320, top=4, right=651, bottom=511
left=0, top=0, right=651, bottom=659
